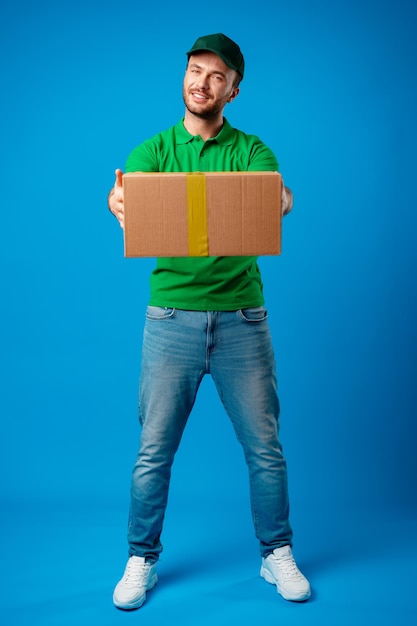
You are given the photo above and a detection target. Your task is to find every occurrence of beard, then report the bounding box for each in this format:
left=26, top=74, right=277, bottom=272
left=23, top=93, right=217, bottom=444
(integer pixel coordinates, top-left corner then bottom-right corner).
left=182, top=87, right=227, bottom=120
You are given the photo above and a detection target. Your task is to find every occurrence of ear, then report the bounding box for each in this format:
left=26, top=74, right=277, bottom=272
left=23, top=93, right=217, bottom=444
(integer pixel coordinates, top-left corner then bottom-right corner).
left=227, top=86, right=240, bottom=103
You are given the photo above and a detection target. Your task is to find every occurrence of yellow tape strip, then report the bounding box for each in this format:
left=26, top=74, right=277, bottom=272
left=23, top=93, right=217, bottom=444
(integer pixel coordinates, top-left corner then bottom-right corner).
left=186, top=173, right=209, bottom=256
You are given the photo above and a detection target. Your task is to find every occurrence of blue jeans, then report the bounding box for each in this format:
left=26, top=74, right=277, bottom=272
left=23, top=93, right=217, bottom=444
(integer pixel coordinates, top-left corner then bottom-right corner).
left=128, top=306, right=293, bottom=561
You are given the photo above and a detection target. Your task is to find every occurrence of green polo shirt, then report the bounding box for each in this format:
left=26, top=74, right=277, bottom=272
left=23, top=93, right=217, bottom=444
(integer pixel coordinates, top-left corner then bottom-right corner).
left=125, top=118, right=279, bottom=310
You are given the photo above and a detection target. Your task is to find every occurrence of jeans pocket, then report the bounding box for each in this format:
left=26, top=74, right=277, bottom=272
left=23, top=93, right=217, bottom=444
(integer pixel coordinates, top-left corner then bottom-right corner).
left=239, top=306, right=268, bottom=322
left=145, top=306, right=176, bottom=320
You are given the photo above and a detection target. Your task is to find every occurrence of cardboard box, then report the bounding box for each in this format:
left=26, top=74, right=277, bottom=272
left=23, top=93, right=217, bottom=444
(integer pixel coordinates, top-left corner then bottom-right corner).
left=123, top=171, right=282, bottom=257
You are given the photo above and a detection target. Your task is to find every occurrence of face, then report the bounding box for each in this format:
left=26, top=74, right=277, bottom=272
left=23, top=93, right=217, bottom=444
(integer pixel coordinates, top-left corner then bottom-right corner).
left=183, top=51, right=240, bottom=120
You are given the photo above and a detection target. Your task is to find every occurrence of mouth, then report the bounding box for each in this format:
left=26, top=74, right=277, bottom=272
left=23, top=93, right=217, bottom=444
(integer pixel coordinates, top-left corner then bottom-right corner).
left=191, top=91, right=210, bottom=102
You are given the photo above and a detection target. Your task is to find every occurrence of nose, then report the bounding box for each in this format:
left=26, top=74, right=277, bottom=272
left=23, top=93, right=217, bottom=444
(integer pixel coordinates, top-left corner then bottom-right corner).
left=195, top=73, right=209, bottom=89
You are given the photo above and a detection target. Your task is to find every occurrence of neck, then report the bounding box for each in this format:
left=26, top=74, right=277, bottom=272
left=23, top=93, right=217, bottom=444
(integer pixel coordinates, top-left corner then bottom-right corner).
left=183, top=110, right=224, bottom=141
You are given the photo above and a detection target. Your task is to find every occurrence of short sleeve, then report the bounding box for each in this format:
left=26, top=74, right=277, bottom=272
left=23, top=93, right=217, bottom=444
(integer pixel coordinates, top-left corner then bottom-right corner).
left=247, top=139, right=279, bottom=172
left=125, top=141, right=159, bottom=173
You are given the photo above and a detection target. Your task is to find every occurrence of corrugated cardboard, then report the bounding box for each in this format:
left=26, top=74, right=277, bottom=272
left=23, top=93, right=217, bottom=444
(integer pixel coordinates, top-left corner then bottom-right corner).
left=123, top=171, right=282, bottom=257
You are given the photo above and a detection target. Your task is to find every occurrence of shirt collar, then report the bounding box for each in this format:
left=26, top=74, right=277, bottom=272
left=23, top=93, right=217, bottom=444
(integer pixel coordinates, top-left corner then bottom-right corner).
left=174, top=118, right=235, bottom=146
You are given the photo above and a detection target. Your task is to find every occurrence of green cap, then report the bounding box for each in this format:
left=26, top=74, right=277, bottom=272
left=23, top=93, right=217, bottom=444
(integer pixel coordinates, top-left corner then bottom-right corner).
left=186, top=33, right=245, bottom=79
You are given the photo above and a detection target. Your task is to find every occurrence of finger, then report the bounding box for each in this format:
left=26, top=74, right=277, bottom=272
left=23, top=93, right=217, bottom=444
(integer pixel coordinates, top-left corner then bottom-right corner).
left=115, top=168, right=123, bottom=187
left=282, top=186, right=293, bottom=216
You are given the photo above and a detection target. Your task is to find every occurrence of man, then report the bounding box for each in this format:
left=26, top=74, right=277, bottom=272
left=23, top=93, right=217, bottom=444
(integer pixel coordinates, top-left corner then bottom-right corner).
left=108, top=33, right=311, bottom=610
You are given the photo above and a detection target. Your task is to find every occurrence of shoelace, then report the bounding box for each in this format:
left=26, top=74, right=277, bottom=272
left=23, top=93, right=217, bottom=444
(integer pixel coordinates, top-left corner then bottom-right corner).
left=272, top=555, right=304, bottom=580
left=123, top=559, right=149, bottom=587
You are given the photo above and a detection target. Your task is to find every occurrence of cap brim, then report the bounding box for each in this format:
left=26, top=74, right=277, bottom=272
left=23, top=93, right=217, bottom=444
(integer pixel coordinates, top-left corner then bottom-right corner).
left=186, top=47, right=241, bottom=75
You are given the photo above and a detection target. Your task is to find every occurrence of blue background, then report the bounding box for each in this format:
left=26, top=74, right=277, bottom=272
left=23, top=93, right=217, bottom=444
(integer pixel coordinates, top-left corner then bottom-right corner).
left=1, top=0, right=416, bottom=624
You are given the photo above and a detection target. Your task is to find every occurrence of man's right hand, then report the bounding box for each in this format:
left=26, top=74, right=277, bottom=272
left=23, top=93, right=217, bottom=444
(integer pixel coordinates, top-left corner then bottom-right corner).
left=108, top=169, right=125, bottom=229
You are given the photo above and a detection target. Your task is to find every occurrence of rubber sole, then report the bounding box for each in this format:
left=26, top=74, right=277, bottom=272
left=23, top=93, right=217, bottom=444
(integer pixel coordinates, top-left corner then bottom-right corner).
left=113, top=573, right=158, bottom=610
left=260, top=566, right=311, bottom=602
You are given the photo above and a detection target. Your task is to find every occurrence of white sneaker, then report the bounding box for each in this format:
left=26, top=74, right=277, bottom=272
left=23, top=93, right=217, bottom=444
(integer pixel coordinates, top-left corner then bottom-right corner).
left=113, top=556, right=158, bottom=610
left=260, top=545, right=311, bottom=602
